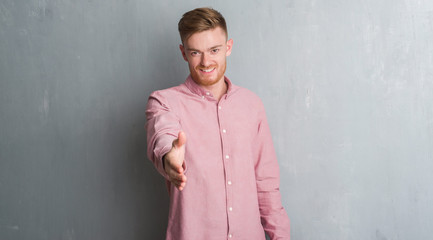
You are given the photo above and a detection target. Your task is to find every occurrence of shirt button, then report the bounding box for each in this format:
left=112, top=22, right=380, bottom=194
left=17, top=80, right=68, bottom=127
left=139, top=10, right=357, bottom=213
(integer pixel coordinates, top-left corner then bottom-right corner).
left=229, top=234, right=233, bottom=238
left=229, top=207, right=233, bottom=211
left=225, top=155, right=229, bottom=159
left=228, top=181, right=232, bottom=185
left=222, top=129, right=226, bottom=133
left=206, top=92, right=210, bottom=95
left=218, top=106, right=222, bottom=110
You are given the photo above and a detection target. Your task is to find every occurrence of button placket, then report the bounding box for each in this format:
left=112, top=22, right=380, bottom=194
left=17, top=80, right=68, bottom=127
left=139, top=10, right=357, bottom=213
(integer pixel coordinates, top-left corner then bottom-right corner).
left=217, top=99, right=234, bottom=234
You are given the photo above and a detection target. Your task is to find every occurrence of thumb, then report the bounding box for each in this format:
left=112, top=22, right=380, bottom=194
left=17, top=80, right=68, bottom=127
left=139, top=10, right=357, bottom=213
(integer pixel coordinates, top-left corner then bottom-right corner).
left=173, top=131, right=187, bottom=149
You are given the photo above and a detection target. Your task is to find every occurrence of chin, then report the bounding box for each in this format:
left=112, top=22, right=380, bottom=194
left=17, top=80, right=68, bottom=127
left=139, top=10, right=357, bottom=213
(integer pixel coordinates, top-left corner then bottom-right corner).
left=191, top=73, right=220, bottom=86
left=194, top=78, right=219, bottom=87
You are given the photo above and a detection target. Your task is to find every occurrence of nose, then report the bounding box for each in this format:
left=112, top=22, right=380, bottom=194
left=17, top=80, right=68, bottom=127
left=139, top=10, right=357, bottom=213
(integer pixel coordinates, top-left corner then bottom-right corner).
left=200, top=52, right=211, bottom=67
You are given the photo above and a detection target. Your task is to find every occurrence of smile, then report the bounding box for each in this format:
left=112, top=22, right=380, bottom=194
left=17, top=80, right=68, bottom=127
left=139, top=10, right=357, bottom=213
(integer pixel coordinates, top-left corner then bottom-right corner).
left=200, top=68, right=215, bottom=73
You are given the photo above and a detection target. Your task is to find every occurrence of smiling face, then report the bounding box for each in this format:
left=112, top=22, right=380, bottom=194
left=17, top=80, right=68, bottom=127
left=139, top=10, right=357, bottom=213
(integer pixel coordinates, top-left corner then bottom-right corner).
left=180, top=27, right=233, bottom=87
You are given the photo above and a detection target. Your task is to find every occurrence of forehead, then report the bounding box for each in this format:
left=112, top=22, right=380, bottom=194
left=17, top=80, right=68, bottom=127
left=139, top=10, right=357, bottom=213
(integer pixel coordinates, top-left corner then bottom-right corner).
left=184, top=27, right=227, bottom=50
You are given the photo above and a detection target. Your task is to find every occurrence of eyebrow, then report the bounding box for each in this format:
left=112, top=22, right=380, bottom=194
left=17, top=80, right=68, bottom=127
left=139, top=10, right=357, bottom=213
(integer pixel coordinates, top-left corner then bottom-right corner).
left=186, top=44, right=223, bottom=52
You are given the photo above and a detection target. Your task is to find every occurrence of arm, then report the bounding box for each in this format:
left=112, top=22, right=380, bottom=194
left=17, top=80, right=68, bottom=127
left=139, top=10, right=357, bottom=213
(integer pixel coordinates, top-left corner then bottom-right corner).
left=145, top=91, right=187, bottom=190
left=254, top=102, right=291, bottom=239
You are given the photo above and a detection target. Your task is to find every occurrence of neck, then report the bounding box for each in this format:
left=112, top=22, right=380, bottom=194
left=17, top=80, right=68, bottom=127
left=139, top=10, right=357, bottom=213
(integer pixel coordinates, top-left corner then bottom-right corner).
left=202, top=78, right=227, bottom=101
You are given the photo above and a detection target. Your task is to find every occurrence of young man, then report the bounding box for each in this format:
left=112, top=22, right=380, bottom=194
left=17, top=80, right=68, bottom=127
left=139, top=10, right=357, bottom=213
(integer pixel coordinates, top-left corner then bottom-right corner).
left=146, top=7, right=290, bottom=240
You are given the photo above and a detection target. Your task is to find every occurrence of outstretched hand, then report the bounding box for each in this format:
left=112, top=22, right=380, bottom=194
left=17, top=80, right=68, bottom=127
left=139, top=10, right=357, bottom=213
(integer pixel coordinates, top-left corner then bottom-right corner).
left=163, top=131, right=187, bottom=191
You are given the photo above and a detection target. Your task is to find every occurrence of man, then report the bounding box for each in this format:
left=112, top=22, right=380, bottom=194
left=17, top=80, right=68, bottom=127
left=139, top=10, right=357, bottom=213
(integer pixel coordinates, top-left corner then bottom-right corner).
left=146, top=7, right=290, bottom=240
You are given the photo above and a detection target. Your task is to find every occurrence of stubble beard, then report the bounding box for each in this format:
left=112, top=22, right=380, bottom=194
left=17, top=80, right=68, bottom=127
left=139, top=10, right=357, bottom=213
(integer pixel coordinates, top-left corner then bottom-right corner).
left=189, top=61, right=226, bottom=87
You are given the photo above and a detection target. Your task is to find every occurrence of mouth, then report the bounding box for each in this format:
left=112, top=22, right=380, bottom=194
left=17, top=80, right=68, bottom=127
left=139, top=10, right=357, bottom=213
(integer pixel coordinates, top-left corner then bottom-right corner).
left=199, top=67, right=215, bottom=73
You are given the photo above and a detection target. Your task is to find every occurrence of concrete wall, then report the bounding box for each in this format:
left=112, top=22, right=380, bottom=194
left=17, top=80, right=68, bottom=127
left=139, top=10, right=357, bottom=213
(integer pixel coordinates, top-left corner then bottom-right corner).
left=1, top=0, right=432, bottom=239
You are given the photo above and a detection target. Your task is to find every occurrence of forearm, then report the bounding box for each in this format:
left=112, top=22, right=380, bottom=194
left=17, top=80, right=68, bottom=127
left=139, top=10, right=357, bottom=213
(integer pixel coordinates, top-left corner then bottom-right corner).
left=145, top=93, right=180, bottom=179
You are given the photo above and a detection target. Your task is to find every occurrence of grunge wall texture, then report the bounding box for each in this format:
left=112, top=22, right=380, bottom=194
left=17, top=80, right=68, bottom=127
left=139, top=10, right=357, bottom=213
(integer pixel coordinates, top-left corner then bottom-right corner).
left=1, top=1, right=432, bottom=239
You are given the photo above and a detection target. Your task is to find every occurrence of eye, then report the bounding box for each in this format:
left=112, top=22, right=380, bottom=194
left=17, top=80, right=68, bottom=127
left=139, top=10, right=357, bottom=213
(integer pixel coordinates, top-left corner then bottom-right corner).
left=211, top=48, right=219, bottom=54
left=190, top=51, right=199, bottom=56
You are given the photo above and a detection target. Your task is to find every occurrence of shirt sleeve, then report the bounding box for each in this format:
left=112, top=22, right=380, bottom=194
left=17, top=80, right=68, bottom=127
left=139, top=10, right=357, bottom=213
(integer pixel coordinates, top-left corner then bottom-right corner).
left=254, top=101, right=291, bottom=240
left=145, top=91, right=181, bottom=180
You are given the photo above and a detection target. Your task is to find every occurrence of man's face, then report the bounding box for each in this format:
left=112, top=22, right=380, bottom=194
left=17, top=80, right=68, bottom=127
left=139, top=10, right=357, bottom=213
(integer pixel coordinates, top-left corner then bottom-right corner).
left=180, top=27, right=233, bottom=87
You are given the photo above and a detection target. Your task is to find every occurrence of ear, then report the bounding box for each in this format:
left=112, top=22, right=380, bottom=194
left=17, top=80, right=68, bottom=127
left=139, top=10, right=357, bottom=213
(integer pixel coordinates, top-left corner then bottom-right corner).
left=225, top=39, right=233, bottom=57
left=179, top=44, right=188, bottom=61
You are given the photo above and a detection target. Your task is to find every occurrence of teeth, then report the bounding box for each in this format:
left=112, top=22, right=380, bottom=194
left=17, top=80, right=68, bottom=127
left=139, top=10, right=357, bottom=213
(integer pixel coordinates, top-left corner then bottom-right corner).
left=201, top=68, right=214, bottom=73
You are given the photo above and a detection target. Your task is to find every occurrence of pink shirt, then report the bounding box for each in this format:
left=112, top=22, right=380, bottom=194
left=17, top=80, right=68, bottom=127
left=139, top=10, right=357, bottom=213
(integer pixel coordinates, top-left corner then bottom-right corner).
left=146, top=76, right=290, bottom=240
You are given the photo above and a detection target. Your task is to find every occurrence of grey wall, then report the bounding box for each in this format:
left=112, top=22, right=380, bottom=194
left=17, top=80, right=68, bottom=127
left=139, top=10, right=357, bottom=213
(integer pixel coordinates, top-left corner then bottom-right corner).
left=1, top=0, right=432, bottom=240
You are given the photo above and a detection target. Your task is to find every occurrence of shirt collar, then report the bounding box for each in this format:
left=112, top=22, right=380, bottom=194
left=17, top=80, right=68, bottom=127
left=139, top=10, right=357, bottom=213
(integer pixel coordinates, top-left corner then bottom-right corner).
left=184, top=75, right=233, bottom=98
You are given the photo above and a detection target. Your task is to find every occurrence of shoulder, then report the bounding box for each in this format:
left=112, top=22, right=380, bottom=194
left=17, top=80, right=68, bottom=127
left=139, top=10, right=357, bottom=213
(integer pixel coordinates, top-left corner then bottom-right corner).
left=148, top=83, right=192, bottom=104
left=149, top=84, right=184, bottom=99
left=230, top=84, right=265, bottom=109
left=146, top=85, right=183, bottom=113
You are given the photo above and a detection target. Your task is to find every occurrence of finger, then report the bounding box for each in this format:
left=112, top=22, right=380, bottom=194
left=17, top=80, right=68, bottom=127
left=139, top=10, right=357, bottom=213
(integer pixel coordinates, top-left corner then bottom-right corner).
left=167, top=164, right=184, bottom=176
left=172, top=179, right=186, bottom=190
left=173, top=131, right=187, bottom=149
left=170, top=174, right=187, bottom=185
left=176, top=180, right=186, bottom=191
left=168, top=169, right=185, bottom=181
left=172, top=175, right=186, bottom=185
left=170, top=163, right=183, bottom=174
left=180, top=174, right=187, bottom=183
left=166, top=158, right=184, bottom=174
left=178, top=131, right=187, bottom=147
left=170, top=175, right=185, bottom=183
